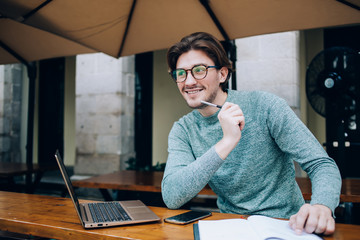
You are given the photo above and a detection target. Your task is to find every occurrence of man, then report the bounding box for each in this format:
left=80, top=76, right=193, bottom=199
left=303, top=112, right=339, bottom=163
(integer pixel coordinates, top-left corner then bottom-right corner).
left=161, top=32, right=341, bottom=235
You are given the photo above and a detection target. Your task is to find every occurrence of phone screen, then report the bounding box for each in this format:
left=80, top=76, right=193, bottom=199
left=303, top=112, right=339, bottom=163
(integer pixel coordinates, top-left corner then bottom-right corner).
left=164, top=211, right=212, bottom=225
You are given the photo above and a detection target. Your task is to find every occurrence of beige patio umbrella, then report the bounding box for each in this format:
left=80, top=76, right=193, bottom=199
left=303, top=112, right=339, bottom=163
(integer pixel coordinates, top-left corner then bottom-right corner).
left=0, top=18, right=95, bottom=64
left=1, top=0, right=359, bottom=62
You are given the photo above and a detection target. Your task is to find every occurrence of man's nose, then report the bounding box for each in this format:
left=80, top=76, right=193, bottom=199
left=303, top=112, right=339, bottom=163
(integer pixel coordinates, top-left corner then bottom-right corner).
left=184, top=71, right=197, bottom=85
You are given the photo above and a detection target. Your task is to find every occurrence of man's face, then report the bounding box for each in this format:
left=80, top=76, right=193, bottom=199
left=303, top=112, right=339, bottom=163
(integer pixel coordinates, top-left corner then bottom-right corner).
left=176, top=50, right=226, bottom=109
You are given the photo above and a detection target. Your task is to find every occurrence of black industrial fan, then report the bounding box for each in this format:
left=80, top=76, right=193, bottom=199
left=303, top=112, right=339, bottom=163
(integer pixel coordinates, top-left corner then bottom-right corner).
left=306, top=46, right=360, bottom=178
left=306, top=46, right=360, bottom=119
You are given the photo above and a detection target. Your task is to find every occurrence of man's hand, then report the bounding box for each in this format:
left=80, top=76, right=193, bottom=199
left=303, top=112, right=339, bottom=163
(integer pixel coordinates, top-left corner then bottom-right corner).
left=215, top=102, right=245, bottom=160
left=289, top=204, right=335, bottom=235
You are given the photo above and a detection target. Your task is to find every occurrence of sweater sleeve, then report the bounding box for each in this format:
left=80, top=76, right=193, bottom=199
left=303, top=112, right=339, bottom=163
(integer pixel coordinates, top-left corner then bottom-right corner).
left=161, top=122, right=224, bottom=209
left=265, top=94, right=342, bottom=214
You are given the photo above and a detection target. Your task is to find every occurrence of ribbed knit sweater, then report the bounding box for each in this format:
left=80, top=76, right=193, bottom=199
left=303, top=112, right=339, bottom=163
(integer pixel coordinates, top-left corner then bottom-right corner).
left=161, top=90, right=341, bottom=218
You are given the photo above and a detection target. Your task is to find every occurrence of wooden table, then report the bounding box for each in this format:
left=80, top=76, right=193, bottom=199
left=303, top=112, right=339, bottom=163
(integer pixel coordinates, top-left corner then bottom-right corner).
left=72, top=170, right=360, bottom=203
left=0, top=162, right=43, bottom=193
left=72, top=170, right=215, bottom=201
left=0, top=191, right=359, bottom=240
left=295, top=177, right=360, bottom=203
left=0, top=162, right=41, bottom=177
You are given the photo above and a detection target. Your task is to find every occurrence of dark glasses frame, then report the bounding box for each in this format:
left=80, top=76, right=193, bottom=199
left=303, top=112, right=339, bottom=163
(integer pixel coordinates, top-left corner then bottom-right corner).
left=169, top=64, right=220, bottom=83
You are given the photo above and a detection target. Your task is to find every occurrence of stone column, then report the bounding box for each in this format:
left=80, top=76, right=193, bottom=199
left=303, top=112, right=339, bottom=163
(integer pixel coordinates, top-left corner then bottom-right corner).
left=235, top=31, right=300, bottom=115
left=75, top=53, right=135, bottom=175
left=0, top=64, right=23, bottom=163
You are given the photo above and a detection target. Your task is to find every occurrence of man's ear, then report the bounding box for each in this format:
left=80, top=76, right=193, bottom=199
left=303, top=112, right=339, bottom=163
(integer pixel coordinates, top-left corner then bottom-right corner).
left=219, top=67, right=228, bottom=83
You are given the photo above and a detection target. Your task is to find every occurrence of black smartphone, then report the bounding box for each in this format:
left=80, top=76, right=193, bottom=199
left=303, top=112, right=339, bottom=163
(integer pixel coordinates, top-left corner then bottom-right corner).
left=164, top=210, right=212, bottom=225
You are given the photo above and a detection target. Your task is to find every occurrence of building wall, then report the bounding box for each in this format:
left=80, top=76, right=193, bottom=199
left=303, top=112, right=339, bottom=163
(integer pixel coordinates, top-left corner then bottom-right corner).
left=152, top=50, right=191, bottom=165
left=0, top=64, right=23, bottom=163
left=74, top=53, right=136, bottom=175
left=236, top=31, right=301, bottom=115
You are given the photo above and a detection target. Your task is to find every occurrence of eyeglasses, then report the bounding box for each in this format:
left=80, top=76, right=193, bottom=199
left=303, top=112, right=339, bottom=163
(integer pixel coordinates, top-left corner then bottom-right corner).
left=170, top=65, right=220, bottom=83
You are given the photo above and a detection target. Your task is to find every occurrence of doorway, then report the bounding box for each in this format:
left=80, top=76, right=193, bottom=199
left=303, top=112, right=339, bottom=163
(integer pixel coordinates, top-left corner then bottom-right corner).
left=134, top=52, right=153, bottom=170
left=38, top=57, right=65, bottom=168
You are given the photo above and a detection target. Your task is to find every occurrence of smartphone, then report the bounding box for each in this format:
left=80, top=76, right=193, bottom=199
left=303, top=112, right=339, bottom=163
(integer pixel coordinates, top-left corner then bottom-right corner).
left=164, top=210, right=212, bottom=225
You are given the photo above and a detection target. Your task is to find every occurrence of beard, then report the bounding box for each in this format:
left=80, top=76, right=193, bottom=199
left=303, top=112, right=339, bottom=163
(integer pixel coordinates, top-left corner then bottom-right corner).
left=188, top=89, right=218, bottom=109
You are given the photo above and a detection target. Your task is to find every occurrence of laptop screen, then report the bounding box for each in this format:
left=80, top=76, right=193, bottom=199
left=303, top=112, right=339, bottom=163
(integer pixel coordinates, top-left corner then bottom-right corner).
left=54, top=150, right=83, bottom=220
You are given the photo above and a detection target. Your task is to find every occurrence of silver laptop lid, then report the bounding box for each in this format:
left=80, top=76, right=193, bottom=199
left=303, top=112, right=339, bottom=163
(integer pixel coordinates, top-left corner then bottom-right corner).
left=54, top=150, right=84, bottom=225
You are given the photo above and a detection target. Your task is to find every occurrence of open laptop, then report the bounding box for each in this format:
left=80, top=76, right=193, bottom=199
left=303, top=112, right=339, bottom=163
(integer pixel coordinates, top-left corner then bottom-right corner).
left=54, top=150, right=160, bottom=229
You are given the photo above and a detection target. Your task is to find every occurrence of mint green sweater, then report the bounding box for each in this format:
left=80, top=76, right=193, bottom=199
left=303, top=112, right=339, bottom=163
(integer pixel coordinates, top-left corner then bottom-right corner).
left=161, top=90, right=341, bottom=218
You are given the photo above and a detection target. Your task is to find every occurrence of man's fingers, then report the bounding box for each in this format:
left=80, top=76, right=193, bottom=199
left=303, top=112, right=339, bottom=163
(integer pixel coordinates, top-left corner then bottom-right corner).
left=219, top=103, right=245, bottom=130
left=239, top=116, right=245, bottom=130
left=313, top=212, right=327, bottom=234
left=322, top=218, right=335, bottom=235
left=290, top=204, right=335, bottom=236
left=304, top=213, right=318, bottom=234
left=290, top=204, right=310, bottom=235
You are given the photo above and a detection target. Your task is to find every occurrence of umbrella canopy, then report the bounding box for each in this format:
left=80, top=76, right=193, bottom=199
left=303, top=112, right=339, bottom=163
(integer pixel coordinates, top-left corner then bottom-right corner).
left=0, top=0, right=359, bottom=63
left=0, top=18, right=95, bottom=64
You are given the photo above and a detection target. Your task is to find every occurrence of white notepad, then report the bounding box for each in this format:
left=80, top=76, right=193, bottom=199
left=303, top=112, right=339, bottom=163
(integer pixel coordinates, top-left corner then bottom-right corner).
left=198, top=215, right=322, bottom=240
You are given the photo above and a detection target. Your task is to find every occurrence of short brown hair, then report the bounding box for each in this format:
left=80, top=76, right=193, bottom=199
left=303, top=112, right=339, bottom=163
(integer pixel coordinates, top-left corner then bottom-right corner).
left=167, top=32, right=233, bottom=91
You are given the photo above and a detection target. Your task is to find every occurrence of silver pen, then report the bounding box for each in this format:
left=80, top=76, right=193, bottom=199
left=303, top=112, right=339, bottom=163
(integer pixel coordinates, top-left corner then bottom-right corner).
left=200, top=100, right=222, bottom=109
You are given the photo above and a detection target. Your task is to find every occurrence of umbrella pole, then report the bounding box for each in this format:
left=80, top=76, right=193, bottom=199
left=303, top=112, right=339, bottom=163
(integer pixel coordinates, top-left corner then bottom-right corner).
left=337, top=0, right=360, bottom=10
left=199, top=0, right=237, bottom=90
left=0, top=41, right=36, bottom=192
left=118, top=0, right=137, bottom=56
left=25, top=63, right=36, bottom=192
left=223, top=40, right=237, bottom=90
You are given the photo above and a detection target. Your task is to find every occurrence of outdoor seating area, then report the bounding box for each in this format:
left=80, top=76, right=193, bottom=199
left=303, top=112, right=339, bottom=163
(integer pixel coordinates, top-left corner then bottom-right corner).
left=1, top=1, right=360, bottom=240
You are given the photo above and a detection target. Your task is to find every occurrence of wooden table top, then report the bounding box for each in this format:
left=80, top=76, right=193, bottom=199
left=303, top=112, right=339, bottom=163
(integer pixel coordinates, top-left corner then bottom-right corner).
left=295, top=177, right=360, bottom=203
left=73, top=170, right=164, bottom=193
left=0, top=162, right=40, bottom=177
left=72, top=170, right=216, bottom=196
left=72, top=170, right=360, bottom=202
left=0, top=191, right=359, bottom=240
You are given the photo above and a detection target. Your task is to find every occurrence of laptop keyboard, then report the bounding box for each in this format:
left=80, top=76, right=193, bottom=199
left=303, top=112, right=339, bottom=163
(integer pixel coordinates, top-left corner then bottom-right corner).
left=88, top=202, right=132, bottom=223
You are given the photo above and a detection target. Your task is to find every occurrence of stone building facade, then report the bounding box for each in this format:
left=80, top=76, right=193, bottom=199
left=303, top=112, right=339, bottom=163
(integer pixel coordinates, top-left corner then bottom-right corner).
left=0, top=64, right=23, bottom=163
left=236, top=31, right=301, bottom=116
left=74, top=54, right=136, bottom=175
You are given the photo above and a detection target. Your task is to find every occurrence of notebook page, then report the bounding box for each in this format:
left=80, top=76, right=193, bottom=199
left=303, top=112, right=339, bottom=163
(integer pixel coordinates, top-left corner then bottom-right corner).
left=198, top=219, right=259, bottom=240
left=247, top=215, right=322, bottom=240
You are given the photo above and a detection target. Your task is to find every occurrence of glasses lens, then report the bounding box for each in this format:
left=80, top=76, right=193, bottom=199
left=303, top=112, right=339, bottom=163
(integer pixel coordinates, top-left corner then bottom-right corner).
left=192, top=65, right=207, bottom=79
left=175, top=69, right=186, bottom=82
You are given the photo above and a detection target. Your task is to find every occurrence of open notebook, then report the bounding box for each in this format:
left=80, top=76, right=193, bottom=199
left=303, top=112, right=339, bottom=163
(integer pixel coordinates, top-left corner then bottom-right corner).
left=193, top=215, right=323, bottom=240
left=55, top=150, right=160, bottom=229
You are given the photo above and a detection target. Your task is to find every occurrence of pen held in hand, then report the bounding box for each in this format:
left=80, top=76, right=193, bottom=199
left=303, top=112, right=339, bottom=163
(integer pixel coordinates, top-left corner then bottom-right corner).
left=200, top=100, right=222, bottom=109
left=201, top=100, right=244, bottom=130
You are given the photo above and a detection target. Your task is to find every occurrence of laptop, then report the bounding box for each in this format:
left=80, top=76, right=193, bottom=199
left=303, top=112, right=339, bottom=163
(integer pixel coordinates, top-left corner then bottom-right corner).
left=54, top=150, right=160, bottom=229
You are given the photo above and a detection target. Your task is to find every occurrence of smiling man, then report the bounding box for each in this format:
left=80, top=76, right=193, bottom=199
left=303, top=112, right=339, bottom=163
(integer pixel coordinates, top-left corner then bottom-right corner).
left=161, top=32, right=341, bottom=235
